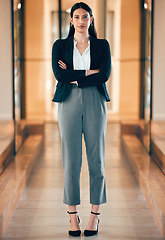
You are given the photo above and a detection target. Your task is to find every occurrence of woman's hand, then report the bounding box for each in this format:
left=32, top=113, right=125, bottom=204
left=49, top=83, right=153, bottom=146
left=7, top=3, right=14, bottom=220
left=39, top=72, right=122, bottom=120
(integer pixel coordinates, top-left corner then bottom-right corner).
left=86, top=69, right=99, bottom=76
left=58, top=60, right=77, bottom=84
left=58, top=60, right=67, bottom=69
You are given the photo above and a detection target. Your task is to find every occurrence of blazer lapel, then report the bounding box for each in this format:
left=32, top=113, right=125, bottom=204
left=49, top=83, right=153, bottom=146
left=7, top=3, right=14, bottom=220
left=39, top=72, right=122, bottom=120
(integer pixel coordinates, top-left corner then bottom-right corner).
left=70, top=36, right=74, bottom=69
left=89, top=36, right=95, bottom=70
left=65, top=36, right=74, bottom=69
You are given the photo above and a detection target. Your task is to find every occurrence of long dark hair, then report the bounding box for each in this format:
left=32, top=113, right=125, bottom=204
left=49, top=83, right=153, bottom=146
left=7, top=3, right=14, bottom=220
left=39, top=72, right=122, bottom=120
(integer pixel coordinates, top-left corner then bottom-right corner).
left=67, top=2, right=97, bottom=38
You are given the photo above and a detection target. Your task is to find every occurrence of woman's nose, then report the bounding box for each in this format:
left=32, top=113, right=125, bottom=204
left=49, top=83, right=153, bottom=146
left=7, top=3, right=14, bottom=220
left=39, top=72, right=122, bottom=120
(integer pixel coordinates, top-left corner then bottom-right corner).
left=79, top=17, right=84, bottom=24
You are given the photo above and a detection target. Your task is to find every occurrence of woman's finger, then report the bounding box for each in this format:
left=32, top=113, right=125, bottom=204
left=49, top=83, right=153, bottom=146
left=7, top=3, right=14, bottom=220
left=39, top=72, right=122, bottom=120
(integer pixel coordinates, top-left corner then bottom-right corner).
left=58, top=60, right=65, bottom=66
left=59, top=63, right=65, bottom=69
left=59, top=64, right=67, bottom=69
left=59, top=65, right=66, bottom=69
left=58, top=60, right=67, bottom=69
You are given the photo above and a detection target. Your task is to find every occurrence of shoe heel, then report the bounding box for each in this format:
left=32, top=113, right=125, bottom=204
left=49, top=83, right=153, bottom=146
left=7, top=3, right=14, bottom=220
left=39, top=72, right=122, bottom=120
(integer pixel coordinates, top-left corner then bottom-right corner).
left=84, top=211, right=100, bottom=237
left=67, top=211, right=81, bottom=237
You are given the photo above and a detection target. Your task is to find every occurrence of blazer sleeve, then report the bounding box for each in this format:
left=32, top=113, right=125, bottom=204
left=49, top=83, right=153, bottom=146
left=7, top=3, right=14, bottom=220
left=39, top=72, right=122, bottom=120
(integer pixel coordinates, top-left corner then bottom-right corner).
left=52, top=39, right=86, bottom=83
left=77, top=39, right=111, bottom=88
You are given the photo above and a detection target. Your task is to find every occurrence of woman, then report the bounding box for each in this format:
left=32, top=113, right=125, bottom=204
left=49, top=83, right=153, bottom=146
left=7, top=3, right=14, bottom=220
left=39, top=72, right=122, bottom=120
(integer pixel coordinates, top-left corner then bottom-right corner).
left=52, top=2, right=111, bottom=237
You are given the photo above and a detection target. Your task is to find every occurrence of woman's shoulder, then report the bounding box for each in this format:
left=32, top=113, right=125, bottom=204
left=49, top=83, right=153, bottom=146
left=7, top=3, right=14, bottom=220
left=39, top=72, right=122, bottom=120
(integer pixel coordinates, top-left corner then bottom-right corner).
left=91, top=36, right=109, bottom=44
left=91, top=37, right=110, bottom=49
left=54, top=36, right=72, bottom=44
left=53, top=38, right=65, bottom=46
left=52, top=37, right=73, bottom=49
left=52, top=37, right=73, bottom=54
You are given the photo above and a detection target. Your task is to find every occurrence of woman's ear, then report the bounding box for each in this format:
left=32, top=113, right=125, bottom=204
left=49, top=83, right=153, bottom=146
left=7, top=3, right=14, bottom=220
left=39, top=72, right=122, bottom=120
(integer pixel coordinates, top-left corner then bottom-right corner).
left=90, top=16, right=94, bottom=25
left=70, top=18, right=73, bottom=26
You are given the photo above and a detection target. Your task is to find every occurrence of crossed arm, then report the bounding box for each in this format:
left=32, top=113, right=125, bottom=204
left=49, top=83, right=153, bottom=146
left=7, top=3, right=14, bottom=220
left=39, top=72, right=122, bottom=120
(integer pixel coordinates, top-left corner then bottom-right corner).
left=58, top=60, right=99, bottom=84
left=52, top=39, right=111, bottom=88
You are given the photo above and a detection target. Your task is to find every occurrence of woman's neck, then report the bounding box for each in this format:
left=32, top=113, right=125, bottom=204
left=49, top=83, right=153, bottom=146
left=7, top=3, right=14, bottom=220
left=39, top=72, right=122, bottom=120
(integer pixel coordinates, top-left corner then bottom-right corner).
left=74, top=32, right=90, bottom=43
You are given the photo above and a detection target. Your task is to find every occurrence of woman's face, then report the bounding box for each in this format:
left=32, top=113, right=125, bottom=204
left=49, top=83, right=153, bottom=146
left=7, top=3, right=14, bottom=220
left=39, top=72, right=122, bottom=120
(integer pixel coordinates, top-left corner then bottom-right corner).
left=70, top=8, right=93, bottom=34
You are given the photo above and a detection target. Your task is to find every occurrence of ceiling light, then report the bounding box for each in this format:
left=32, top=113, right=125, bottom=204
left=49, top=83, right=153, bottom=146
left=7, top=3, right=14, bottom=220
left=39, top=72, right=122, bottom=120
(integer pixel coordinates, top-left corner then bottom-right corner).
left=17, top=3, right=21, bottom=9
left=66, top=8, right=71, bottom=14
left=144, top=3, right=148, bottom=9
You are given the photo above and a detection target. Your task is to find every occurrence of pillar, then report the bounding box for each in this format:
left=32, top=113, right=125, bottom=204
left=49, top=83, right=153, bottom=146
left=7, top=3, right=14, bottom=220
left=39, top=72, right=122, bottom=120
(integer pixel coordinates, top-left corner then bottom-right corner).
left=93, top=0, right=106, bottom=38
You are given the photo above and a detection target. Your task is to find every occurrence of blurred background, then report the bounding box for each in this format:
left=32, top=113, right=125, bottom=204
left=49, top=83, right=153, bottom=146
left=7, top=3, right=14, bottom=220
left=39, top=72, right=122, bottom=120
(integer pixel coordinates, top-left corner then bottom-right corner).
left=1, top=1, right=165, bottom=238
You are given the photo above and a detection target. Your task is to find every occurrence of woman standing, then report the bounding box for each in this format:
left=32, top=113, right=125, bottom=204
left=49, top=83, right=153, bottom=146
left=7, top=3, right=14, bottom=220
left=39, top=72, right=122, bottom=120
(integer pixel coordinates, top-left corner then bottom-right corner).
left=52, top=2, right=111, bottom=237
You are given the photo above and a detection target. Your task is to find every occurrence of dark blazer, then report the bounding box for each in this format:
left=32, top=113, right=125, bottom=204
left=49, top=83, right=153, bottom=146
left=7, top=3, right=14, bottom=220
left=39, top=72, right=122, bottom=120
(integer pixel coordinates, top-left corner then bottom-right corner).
left=52, top=35, right=111, bottom=102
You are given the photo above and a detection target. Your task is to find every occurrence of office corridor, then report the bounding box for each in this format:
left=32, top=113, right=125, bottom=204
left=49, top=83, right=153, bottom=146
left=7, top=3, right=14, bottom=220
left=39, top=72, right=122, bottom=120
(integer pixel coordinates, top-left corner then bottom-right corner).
left=2, top=122, right=163, bottom=239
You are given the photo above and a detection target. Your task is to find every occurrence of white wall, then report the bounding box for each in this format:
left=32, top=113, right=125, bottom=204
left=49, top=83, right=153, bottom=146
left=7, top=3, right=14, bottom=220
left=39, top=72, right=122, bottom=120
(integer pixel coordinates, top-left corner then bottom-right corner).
left=0, top=0, right=13, bottom=120
left=152, top=0, right=165, bottom=120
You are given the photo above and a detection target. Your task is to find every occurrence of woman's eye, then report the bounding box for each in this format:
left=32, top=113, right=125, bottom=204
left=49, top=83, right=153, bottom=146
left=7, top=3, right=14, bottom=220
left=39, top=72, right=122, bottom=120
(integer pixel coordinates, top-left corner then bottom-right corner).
left=83, top=16, right=88, bottom=19
left=75, top=17, right=79, bottom=19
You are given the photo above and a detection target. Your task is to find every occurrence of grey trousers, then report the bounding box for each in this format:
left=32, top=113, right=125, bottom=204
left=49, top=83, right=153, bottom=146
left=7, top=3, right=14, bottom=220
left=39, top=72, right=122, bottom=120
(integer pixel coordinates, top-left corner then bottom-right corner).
left=58, top=85, right=107, bottom=206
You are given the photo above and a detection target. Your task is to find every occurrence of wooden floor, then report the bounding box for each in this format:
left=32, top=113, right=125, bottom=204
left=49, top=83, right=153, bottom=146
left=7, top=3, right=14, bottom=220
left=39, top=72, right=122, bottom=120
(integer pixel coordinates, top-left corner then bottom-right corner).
left=2, top=123, right=164, bottom=239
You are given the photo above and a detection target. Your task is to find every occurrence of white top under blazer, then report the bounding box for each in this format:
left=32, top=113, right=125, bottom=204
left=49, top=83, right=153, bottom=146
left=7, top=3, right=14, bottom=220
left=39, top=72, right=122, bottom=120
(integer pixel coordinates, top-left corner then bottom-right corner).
left=73, top=40, right=91, bottom=71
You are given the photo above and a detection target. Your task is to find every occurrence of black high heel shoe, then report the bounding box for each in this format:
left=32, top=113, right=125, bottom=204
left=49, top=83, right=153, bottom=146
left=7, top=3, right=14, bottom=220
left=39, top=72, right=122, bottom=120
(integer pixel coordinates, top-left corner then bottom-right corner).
left=67, top=211, right=81, bottom=237
left=84, top=211, right=100, bottom=237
